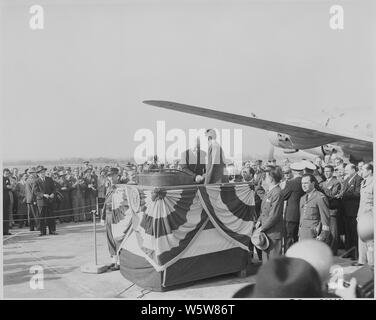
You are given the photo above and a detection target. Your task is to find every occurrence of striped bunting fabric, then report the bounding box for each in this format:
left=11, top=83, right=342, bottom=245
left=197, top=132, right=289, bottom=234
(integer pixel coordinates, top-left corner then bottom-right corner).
left=111, top=183, right=256, bottom=271
left=197, top=184, right=256, bottom=250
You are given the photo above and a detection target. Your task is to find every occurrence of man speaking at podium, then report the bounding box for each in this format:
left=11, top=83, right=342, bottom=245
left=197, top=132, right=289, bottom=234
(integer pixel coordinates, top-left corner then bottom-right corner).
left=180, top=136, right=207, bottom=184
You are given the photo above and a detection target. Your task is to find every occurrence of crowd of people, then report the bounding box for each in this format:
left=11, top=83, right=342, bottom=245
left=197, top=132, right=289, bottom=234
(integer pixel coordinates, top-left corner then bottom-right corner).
left=239, top=157, right=374, bottom=268
left=2, top=161, right=138, bottom=236
left=2, top=151, right=374, bottom=268
left=2, top=128, right=374, bottom=298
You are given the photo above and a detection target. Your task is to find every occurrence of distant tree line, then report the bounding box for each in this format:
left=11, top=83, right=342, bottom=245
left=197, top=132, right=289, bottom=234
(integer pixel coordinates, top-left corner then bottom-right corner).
left=3, top=157, right=134, bottom=167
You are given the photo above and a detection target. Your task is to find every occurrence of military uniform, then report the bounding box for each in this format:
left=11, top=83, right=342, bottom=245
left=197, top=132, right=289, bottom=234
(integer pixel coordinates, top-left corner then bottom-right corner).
left=298, top=189, right=330, bottom=244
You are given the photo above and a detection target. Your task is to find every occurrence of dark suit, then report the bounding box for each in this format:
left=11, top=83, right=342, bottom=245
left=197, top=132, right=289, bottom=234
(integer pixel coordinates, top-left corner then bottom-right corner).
left=342, top=174, right=363, bottom=259
left=280, top=176, right=304, bottom=250
left=3, top=177, right=11, bottom=235
left=180, top=148, right=206, bottom=181
left=320, top=177, right=341, bottom=255
left=258, top=185, right=284, bottom=262
left=33, top=176, right=56, bottom=235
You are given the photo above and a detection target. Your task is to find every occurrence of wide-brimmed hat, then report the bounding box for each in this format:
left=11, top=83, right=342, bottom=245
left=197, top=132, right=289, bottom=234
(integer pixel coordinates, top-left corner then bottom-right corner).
left=58, top=170, right=66, bottom=177
left=106, top=167, right=119, bottom=176
left=251, top=229, right=270, bottom=251
left=232, top=257, right=323, bottom=298
left=28, top=167, right=37, bottom=174
left=282, top=166, right=292, bottom=174
left=36, top=165, right=47, bottom=173
left=84, top=167, right=93, bottom=173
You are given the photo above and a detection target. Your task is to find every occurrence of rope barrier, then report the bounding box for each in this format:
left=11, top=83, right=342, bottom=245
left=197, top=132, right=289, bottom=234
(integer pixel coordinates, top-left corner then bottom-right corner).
left=115, top=283, right=136, bottom=297
left=2, top=204, right=104, bottom=223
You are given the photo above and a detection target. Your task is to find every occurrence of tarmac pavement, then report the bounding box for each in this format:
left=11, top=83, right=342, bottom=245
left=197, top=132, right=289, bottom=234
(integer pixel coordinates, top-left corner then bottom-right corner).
left=2, top=222, right=260, bottom=299
left=2, top=222, right=362, bottom=299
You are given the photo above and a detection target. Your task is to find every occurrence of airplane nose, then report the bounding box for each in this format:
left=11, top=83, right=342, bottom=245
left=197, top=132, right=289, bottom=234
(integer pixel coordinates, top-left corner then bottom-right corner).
left=268, top=132, right=293, bottom=148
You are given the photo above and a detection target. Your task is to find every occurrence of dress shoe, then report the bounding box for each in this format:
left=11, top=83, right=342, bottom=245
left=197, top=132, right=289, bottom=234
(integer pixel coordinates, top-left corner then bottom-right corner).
left=3, top=232, right=12, bottom=236
left=351, top=262, right=364, bottom=266
left=49, top=232, right=58, bottom=235
left=110, top=264, right=120, bottom=271
left=38, top=234, right=45, bottom=237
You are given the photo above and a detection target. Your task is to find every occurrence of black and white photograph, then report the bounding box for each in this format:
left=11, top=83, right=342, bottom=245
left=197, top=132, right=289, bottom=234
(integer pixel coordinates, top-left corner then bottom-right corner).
left=0, top=0, right=374, bottom=303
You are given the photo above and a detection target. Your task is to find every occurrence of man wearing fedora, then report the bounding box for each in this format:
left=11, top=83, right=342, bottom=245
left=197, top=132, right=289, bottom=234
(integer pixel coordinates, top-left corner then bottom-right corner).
left=25, top=167, right=39, bottom=231
left=33, top=165, right=57, bottom=236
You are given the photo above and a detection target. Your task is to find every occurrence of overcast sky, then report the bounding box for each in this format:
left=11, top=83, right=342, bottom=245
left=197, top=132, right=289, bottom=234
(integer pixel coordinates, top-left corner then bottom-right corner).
left=1, top=0, right=374, bottom=161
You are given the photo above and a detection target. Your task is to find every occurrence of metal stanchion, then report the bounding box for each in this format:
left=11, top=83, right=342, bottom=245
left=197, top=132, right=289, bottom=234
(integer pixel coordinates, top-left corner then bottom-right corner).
left=81, top=197, right=108, bottom=274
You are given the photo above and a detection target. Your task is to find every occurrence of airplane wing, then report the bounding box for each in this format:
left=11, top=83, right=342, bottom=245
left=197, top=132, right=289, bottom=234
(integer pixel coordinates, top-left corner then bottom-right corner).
left=143, top=100, right=373, bottom=150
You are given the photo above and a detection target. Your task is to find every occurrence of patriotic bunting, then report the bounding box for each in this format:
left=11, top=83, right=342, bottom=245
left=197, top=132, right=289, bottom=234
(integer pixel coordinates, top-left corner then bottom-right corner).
left=110, top=183, right=256, bottom=271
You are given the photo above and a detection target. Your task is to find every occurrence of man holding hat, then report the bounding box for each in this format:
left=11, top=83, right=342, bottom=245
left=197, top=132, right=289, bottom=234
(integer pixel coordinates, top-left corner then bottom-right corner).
left=204, top=129, right=227, bottom=184
left=25, top=167, right=39, bottom=231
left=255, top=166, right=284, bottom=262
left=33, top=165, right=57, bottom=236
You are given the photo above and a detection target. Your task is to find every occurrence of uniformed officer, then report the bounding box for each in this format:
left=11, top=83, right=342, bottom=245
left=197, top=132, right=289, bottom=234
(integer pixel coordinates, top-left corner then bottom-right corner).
left=299, top=174, right=331, bottom=244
